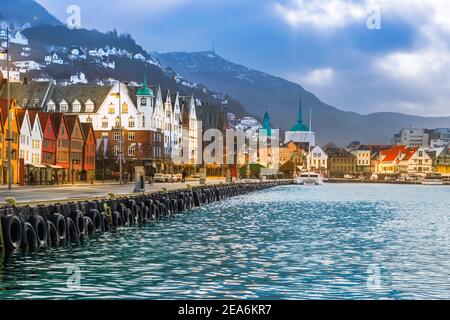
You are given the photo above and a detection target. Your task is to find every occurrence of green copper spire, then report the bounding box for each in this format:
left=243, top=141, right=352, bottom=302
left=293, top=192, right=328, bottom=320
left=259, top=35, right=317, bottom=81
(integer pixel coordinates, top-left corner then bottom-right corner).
left=136, top=70, right=154, bottom=97
left=290, top=96, right=309, bottom=131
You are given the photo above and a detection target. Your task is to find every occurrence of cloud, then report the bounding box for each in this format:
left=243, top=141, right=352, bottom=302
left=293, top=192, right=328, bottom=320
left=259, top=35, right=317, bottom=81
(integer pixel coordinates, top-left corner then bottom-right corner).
left=274, top=0, right=371, bottom=30
left=296, top=68, right=335, bottom=87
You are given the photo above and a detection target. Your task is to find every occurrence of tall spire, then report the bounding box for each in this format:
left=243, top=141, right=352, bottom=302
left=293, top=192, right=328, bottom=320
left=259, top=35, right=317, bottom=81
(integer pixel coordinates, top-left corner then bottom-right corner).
left=290, top=94, right=309, bottom=132
left=143, top=69, right=148, bottom=87
left=136, top=69, right=154, bottom=97
left=297, top=95, right=303, bottom=125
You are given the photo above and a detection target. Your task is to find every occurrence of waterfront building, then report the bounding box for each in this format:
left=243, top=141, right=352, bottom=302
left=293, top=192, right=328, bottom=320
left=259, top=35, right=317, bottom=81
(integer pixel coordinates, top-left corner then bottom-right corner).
left=351, top=145, right=371, bottom=175
left=37, top=111, right=57, bottom=183
left=284, top=98, right=315, bottom=147
left=0, top=99, right=20, bottom=184
left=397, top=147, right=432, bottom=176
left=180, top=95, right=199, bottom=166
left=326, top=148, right=356, bottom=178
left=24, top=111, right=44, bottom=184
left=374, top=145, right=408, bottom=175
left=392, top=128, right=430, bottom=147
left=16, top=109, right=33, bottom=166
left=375, top=145, right=432, bottom=177
left=305, top=145, right=328, bottom=174
left=51, top=112, right=70, bottom=183
left=435, top=146, right=450, bottom=175
left=65, top=115, right=84, bottom=182
left=80, top=123, right=96, bottom=182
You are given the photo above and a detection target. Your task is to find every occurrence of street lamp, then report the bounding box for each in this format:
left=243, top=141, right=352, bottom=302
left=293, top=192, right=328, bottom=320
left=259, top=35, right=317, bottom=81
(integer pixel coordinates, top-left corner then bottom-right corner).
left=0, top=27, right=12, bottom=190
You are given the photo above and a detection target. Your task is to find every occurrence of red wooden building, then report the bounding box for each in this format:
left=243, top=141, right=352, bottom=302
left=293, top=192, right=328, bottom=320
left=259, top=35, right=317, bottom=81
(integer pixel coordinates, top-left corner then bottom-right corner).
left=50, top=112, right=70, bottom=184
left=81, top=122, right=96, bottom=182
left=65, top=115, right=84, bottom=183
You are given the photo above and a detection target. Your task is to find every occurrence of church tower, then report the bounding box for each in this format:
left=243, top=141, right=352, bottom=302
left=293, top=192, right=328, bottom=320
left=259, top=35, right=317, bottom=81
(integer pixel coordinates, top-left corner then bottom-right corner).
left=136, top=70, right=154, bottom=110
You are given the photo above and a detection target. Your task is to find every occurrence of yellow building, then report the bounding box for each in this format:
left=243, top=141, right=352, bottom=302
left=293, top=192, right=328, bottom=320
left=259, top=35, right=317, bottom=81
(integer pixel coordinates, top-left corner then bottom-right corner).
left=279, top=141, right=303, bottom=165
left=436, top=148, right=450, bottom=175
left=0, top=99, right=20, bottom=184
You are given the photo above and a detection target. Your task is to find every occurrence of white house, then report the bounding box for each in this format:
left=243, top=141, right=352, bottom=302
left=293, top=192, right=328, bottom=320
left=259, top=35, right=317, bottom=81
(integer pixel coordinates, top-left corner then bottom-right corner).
left=45, top=53, right=64, bottom=65
left=10, top=31, right=29, bottom=46
left=13, top=60, right=41, bottom=71
left=17, top=109, right=33, bottom=165
left=29, top=112, right=43, bottom=166
left=305, top=145, right=328, bottom=173
left=70, top=72, right=88, bottom=84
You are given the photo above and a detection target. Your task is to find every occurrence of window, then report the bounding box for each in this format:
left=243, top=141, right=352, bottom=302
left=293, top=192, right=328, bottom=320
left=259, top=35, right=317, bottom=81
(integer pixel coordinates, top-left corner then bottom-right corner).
left=115, top=117, right=120, bottom=128
left=102, top=117, right=108, bottom=128
left=128, top=144, right=135, bottom=157
left=60, top=100, right=68, bottom=113
left=114, top=131, right=121, bottom=141
left=128, top=132, right=135, bottom=141
left=128, top=117, right=135, bottom=128
left=72, top=100, right=81, bottom=113
left=86, top=116, right=92, bottom=123
left=142, top=115, right=145, bottom=127
left=109, top=103, right=115, bottom=114
left=122, top=103, right=128, bottom=114
left=85, top=100, right=94, bottom=113
left=113, top=145, right=119, bottom=157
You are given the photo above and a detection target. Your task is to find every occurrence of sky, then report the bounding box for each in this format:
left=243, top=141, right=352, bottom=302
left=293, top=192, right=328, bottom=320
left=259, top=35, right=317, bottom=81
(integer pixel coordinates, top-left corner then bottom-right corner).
left=35, top=0, right=450, bottom=116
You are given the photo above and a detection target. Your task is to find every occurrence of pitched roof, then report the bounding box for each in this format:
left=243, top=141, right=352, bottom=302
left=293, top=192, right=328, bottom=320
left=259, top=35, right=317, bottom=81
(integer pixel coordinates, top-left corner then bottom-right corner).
left=326, top=148, right=355, bottom=158
left=379, top=145, right=411, bottom=162
left=80, top=122, right=94, bottom=140
left=64, top=114, right=80, bottom=135
left=15, top=108, right=28, bottom=129
left=0, top=81, right=51, bottom=109
left=37, top=111, right=51, bottom=130
left=28, top=111, right=38, bottom=128
left=50, top=112, right=65, bottom=131
left=47, top=84, right=112, bottom=113
left=0, top=99, right=15, bottom=127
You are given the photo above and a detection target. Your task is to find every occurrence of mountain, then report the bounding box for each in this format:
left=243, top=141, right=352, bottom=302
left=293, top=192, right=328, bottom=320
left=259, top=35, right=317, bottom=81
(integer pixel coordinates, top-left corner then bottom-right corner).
left=156, top=51, right=450, bottom=145
left=4, top=25, right=247, bottom=117
left=0, top=0, right=61, bottom=27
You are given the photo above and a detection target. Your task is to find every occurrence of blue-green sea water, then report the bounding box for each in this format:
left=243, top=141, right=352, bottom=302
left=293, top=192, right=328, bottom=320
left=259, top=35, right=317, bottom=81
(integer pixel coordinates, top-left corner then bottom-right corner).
left=1, top=184, right=449, bottom=300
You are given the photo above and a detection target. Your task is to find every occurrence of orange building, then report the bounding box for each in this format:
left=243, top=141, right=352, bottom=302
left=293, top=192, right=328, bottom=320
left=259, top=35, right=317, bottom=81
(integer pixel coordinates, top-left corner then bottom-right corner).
left=0, top=99, right=20, bottom=184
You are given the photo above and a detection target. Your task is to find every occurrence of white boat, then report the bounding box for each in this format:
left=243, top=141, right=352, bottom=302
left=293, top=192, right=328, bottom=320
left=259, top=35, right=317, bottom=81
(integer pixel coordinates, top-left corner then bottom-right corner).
left=421, top=179, right=444, bottom=186
left=295, top=172, right=324, bottom=185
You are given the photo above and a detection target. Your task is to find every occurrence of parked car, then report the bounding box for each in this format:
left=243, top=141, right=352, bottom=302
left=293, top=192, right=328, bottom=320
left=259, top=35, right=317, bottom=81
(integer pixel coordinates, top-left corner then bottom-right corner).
left=163, top=174, right=172, bottom=182
left=154, top=173, right=164, bottom=183
left=174, top=173, right=182, bottom=182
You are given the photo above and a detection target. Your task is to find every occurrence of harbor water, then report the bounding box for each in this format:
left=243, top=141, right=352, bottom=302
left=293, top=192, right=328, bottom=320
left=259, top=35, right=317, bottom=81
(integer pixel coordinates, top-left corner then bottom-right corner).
left=1, top=184, right=449, bottom=299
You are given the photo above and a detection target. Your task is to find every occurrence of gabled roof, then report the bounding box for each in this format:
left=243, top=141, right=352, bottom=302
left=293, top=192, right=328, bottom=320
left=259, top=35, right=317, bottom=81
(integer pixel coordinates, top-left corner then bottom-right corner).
left=48, top=85, right=112, bottom=113
left=0, top=82, right=51, bottom=109
left=37, top=111, right=52, bottom=131
left=50, top=112, right=65, bottom=132
left=326, top=148, right=355, bottom=158
left=0, top=99, right=16, bottom=127
left=15, top=108, right=29, bottom=130
left=80, top=122, right=95, bottom=141
left=64, top=114, right=81, bottom=136
left=28, top=110, right=38, bottom=128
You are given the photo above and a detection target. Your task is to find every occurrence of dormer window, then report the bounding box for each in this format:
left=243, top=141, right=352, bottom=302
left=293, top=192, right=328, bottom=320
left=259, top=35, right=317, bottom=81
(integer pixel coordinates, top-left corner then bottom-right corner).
left=72, top=99, right=81, bottom=113
left=47, top=100, right=56, bottom=112
left=85, top=99, right=95, bottom=113
left=60, top=100, right=68, bottom=113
